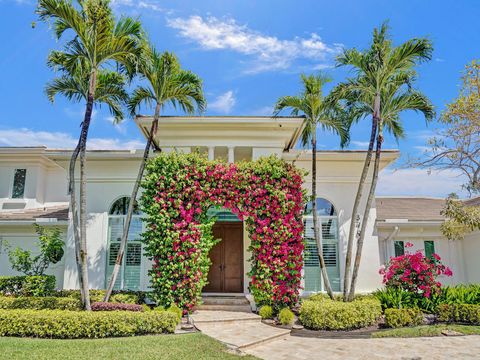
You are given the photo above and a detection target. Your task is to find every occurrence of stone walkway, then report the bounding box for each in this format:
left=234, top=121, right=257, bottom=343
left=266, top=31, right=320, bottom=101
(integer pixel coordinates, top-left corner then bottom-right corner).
left=190, top=310, right=290, bottom=349
left=244, top=334, right=480, bottom=360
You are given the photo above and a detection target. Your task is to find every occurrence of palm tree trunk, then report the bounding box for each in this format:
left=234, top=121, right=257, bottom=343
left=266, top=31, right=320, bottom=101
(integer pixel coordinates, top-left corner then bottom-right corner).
left=104, top=104, right=160, bottom=302
left=342, top=109, right=378, bottom=301
left=312, top=131, right=334, bottom=299
left=77, top=71, right=97, bottom=311
left=347, top=96, right=382, bottom=302
left=68, top=138, right=84, bottom=302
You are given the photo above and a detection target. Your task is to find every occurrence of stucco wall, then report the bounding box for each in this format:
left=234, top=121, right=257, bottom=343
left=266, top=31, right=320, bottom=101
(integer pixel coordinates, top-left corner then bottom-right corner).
left=462, top=231, right=480, bottom=283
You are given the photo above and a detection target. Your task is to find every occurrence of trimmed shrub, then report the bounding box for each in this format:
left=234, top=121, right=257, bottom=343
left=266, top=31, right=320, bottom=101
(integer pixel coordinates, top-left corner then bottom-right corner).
left=278, top=308, right=294, bottom=325
left=0, top=309, right=179, bottom=338
left=384, top=308, right=424, bottom=328
left=167, top=304, right=183, bottom=320
left=0, top=296, right=81, bottom=310
left=299, top=297, right=382, bottom=330
left=259, top=305, right=274, bottom=319
left=437, top=304, right=480, bottom=325
left=91, top=302, right=143, bottom=312
left=54, top=290, right=149, bottom=304
left=0, top=276, right=55, bottom=297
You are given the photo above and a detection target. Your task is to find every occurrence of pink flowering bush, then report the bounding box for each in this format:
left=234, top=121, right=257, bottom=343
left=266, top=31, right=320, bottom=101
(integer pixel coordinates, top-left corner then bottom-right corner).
left=140, top=152, right=306, bottom=313
left=380, top=242, right=453, bottom=298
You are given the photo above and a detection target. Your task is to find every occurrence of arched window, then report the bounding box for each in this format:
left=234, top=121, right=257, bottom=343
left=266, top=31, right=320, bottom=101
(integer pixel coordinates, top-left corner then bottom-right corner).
left=303, top=198, right=340, bottom=292
left=106, top=197, right=143, bottom=290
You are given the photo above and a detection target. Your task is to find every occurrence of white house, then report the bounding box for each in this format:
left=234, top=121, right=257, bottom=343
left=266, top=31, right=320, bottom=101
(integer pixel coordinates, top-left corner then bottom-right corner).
left=0, top=116, right=476, bottom=299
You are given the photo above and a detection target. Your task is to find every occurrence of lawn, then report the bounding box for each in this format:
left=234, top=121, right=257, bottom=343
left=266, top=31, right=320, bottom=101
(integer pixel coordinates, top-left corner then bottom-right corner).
left=0, top=333, right=259, bottom=360
left=372, top=325, right=480, bottom=338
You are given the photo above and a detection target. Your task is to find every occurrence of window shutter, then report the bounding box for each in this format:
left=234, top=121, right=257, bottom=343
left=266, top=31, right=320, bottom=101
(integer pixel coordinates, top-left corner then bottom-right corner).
left=424, top=241, right=435, bottom=259
left=394, top=241, right=405, bottom=257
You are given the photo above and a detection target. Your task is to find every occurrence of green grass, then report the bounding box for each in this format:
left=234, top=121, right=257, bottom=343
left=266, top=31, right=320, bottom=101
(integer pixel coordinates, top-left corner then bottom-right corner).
left=372, top=325, right=480, bottom=338
left=0, top=333, right=259, bottom=360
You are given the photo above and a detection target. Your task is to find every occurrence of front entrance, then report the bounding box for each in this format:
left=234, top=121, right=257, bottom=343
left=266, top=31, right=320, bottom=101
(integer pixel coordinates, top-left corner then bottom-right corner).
left=204, top=222, right=244, bottom=293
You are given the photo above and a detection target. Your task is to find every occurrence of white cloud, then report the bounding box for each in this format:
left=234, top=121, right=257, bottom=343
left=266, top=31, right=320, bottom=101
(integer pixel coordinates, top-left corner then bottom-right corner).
left=167, top=15, right=341, bottom=73
left=377, top=168, right=468, bottom=198
left=350, top=140, right=370, bottom=148
left=0, top=128, right=144, bottom=150
left=111, top=0, right=167, bottom=13
left=209, top=91, right=236, bottom=114
left=106, top=116, right=127, bottom=135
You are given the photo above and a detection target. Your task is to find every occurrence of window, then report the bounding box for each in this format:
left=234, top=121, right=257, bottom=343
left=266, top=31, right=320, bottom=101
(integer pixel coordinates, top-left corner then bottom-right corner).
left=106, top=197, right=143, bottom=290
left=12, top=169, right=26, bottom=199
left=394, top=241, right=405, bottom=257
left=303, top=198, right=340, bottom=292
left=424, top=241, right=435, bottom=259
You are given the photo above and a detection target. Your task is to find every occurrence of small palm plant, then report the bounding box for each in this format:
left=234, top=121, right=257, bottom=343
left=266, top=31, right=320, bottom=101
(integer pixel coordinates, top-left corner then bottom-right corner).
left=274, top=73, right=349, bottom=299
left=104, top=45, right=206, bottom=302
left=37, top=0, right=144, bottom=310
left=332, top=22, right=435, bottom=301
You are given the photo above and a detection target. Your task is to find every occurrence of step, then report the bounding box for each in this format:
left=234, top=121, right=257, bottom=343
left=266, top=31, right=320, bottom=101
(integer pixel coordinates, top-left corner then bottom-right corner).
left=197, top=304, right=252, bottom=312
left=195, top=320, right=291, bottom=349
left=201, top=296, right=250, bottom=306
left=190, top=310, right=261, bottom=324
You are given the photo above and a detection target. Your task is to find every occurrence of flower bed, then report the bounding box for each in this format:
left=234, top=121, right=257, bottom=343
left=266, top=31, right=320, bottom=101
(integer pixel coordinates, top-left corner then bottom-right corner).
left=0, top=309, right=179, bottom=338
left=299, top=296, right=382, bottom=330
left=141, top=153, right=305, bottom=313
left=91, top=302, right=144, bottom=312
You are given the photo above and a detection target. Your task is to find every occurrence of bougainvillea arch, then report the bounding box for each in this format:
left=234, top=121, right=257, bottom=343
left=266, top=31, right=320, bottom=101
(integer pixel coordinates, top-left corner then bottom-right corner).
left=140, top=152, right=305, bottom=313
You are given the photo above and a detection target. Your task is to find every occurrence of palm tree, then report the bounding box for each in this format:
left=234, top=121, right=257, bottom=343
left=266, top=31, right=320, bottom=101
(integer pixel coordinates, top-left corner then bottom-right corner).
left=332, top=22, right=434, bottom=301
left=103, top=46, right=206, bottom=302
left=274, top=73, right=349, bottom=299
left=37, top=0, right=144, bottom=310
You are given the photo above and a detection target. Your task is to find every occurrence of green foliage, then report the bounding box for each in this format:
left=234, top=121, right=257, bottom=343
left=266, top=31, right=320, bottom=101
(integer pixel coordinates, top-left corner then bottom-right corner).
left=259, top=305, right=274, bottom=319
left=54, top=290, right=149, bottom=304
left=375, top=285, right=480, bottom=314
left=5, top=224, right=64, bottom=276
left=141, top=152, right=306, bottom=312
left=0, top=309, right=178, bottom=338
left=384, top=308, right=424, bottom=328
left=299, top=297, right=382, bottom=330
left=0, top=276, right=56, bottom=297
left=441, top=195, right=480, bottom=240
left=0, top=296, right=81, bottom=310
left=437, top=304, right=480, bottom=325
left=278, top=308, right=295, bottom=325
left=167, top=304, right=183, bottom=320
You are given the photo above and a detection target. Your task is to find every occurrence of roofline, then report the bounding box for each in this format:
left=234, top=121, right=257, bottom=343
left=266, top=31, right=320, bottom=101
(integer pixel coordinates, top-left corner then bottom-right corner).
left=0, top=220, right=68, bottom=226
left=376, top=195, right=447, bottom=200
left=376, top=220, right=445, bottom=226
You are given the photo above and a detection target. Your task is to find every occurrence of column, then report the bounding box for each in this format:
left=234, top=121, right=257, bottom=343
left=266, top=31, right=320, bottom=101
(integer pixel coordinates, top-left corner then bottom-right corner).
left=208, top=146, right=215, bottom=160
left=228, top=146, right=235, bottom=163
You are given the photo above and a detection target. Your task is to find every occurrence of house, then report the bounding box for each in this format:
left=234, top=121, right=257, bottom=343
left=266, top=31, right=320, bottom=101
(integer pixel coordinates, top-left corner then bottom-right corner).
left=3, top=115, right=472, bottom=299
left=376, top=196, right=480, bottom=286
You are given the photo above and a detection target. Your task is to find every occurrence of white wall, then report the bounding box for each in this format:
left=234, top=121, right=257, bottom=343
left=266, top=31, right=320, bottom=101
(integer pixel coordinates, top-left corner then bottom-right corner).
left=462, top=231, right=480, bottom=283
left=0, top=225, right=67, bottom=288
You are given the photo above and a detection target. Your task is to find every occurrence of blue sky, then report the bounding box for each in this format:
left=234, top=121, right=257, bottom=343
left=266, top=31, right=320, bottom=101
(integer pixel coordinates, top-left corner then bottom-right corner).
left=0, top=0, right=479, bottom=197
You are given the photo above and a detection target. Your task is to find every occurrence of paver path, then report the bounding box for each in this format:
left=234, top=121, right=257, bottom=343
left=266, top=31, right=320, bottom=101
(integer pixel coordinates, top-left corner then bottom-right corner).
left=190, top=310, right=290, bottom=349
left=244, top=334, right=480, bottom=360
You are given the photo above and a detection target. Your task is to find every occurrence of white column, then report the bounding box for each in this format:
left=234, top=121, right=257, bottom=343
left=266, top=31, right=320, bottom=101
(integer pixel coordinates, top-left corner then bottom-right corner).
left=228, top=146, right=235, bottom=163
left=208, top=146, right=215, bottom=160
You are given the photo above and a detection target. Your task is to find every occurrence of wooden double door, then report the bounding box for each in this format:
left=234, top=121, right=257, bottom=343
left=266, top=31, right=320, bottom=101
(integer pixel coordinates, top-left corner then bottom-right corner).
left=204, top=222, right=244, bottom=293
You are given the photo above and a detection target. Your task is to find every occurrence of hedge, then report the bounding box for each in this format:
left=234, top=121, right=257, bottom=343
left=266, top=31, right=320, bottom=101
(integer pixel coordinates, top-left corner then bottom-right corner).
left=437, top=304, right=480, bottom=325
left=55, top=290, right=148, bottom=304
left=299, top=297, right=382, bottom=330
left=0, top=276, right=56, bottom=297
left=0, top=296, right=81, bottom=310
left=0, top=309, right=179, bottom=338
left=384, top=308, right=424, bottom=328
